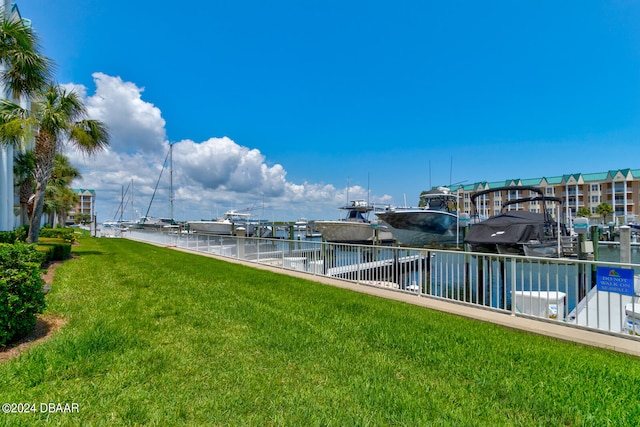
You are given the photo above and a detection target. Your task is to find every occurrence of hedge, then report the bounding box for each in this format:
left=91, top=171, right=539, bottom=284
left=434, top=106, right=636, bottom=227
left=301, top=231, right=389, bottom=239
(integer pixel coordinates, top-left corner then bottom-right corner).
left=39, top=227, right=75, bottom=242
left=0, top=243, right=47, bottom=346
left=0, top=226, right=27, bottom=244
left=36, top=238, right=72, bottom=262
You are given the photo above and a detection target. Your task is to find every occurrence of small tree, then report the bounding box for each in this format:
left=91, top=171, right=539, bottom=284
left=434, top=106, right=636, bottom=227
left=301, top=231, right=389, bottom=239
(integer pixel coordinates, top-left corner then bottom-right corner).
left=74, top=213, right=91, bottom=225
left=44, top=154, right=81, bottom=226
left=576, top=206, right=591, bottom=218
left=595, top=202, right=614, bottom=225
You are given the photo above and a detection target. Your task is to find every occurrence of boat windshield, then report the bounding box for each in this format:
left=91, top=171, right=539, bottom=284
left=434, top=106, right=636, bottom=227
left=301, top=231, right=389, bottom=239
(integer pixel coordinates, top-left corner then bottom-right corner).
left=346, top=210, right=367, bottom=222
left=422, top=194, right=457, bottom=212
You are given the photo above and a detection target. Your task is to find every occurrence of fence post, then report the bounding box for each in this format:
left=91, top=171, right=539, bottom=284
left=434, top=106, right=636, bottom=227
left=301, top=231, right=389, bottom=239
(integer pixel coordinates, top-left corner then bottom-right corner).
left=577, top=233, right=587, bottom=301
left=590, top=225, right=600, bottom=289
left=620, top=226, right=631, bottom=264
left=511, top=257, right=517, bottom=316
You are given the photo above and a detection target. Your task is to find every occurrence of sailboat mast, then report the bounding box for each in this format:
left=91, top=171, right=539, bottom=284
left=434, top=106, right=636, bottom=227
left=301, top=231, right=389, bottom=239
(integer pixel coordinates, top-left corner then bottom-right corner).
left=169, top=143, right=174, bottom=221
left=367, top=173, right=372, bottom=222
left=120, top=185, right=124, bottom=223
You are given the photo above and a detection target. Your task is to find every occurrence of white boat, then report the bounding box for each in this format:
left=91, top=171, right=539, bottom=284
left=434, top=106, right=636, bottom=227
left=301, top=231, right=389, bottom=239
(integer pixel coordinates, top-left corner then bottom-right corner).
left=187, top=210, right=255, bottom=236
left=101, top=221, right=128, bottom=237
left=294, top=218, right=311, bottom=231
left=315, top=200, right=394, bottom=244
left=375, top=187, right=461, bottom=247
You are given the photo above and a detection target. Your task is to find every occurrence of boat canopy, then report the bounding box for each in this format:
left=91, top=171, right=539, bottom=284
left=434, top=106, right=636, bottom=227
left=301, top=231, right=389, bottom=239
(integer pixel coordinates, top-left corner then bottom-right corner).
left=420, top=188, right=458, bottom=211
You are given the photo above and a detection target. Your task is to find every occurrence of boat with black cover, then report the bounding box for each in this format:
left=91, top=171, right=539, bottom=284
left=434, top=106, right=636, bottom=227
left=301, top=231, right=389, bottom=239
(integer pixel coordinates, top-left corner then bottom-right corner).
left=463, top=186, right=571, bottom=257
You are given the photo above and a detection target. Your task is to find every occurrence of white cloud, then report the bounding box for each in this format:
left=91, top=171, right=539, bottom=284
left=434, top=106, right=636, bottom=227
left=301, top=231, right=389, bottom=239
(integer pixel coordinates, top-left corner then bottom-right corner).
left=63, top=73, right=392, bottom=222
left=173, top=137, right=287, bottom=196
left=85, top=73, right=166, bottom=153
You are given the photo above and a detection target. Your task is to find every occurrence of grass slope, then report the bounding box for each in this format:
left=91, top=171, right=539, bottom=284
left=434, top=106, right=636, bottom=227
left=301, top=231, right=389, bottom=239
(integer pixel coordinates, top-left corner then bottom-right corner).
left=1, top=237, right=639, bottom=426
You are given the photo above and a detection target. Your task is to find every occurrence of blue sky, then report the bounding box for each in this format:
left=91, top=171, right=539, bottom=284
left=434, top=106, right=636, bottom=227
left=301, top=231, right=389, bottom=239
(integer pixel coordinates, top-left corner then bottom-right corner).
left=16, top=0, right=640, bottom=222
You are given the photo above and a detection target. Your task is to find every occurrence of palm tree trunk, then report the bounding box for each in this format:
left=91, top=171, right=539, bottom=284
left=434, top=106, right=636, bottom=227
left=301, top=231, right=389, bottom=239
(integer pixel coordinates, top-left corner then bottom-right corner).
left=27, top=172, right=47, bottom=243
left=27, top=135, right=55, bottom=243
left=19, top=178, right=33, bottom=226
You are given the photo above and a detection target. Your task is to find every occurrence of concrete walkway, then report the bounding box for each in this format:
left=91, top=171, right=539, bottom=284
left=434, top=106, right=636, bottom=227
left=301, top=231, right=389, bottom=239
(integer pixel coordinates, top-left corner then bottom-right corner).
left=170, top=245, right=640, bottom=358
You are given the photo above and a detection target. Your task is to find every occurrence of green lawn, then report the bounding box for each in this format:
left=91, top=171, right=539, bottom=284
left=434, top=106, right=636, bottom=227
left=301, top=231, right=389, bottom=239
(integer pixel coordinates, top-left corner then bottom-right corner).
left=1, top=237, right=639, bottom=426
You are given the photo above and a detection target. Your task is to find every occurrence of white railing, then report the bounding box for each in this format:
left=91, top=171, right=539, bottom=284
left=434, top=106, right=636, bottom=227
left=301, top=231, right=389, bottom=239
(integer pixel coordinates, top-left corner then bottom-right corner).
left=123, top=229, right=640, bottom=340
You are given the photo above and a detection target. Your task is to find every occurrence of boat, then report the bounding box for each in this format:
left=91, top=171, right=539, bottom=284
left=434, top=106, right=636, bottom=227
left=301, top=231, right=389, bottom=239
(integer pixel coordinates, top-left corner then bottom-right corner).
left=294, top=218, right=309, bottom=231
left=125, top=144, right=178, bottom=230
left=100, top=220, right=129, bottom=237
left=374, top=187, right=461, bottom=247
left=463, top=186, right=571, bottom=257
left=187, top=210, right=255, bottom=236
left=140, top=216, right=176, bottom=229
left=293, top=218, right=321, bottom=238
left=314, top=200, right=394, bottom=244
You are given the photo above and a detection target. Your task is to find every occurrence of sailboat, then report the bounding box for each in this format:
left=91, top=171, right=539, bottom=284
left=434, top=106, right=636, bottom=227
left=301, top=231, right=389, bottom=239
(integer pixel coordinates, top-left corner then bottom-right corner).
left=124, top=143, right=177, bottom=230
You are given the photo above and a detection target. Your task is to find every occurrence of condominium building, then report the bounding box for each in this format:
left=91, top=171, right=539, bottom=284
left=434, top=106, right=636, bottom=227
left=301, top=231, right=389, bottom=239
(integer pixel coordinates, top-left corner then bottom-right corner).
left=67, top=189, right=96, bottom=225
left=452, top=168, right=640, bottom=225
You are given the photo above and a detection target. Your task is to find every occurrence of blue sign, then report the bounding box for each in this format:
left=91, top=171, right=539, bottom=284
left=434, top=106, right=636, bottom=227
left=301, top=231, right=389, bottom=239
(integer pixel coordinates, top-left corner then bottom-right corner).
left=597, top=267, right=635, bottom=295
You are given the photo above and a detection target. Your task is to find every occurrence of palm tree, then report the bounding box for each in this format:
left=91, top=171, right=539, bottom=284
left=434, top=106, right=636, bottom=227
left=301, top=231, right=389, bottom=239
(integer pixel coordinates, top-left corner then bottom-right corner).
left=0, top=16, right=51, bottom=100
left=43, top=153, right=81, bottom=226
left=44, top=184, right=78, bottom=227
left=595, top=202, right=614, bottom=225
left=0, top=84, right=109, bottom=242
left=0, top=14, right=51, bottom=231
left=576, top=206, right=591, bottom=218
left=13, top=150, right=35, bottom=225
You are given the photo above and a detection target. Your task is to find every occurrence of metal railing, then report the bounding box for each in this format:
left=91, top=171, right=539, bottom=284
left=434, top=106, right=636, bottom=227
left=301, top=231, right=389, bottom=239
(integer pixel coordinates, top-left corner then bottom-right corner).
left=122, top=228, right=640, bottom=340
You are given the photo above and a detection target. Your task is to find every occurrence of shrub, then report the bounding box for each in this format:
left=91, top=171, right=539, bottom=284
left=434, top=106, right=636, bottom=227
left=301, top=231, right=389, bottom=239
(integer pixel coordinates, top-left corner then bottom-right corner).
left=0, top=243, right=47, bottom=346
left=0, top=231, right=19, bottom=244
left=37, top=238, right=72, bottom=262
left=0, top=226, right=28, bottom=244
left=39, top=228, right=75, bottom=242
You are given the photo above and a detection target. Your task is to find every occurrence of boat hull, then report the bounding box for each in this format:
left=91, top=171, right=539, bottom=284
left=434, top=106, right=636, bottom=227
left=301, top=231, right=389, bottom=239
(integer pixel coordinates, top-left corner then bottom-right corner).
left=187, top=220, right=233, bottom=235
left=315, top=221, right=394, bottom=244
left=187, top=220, right=258, bottom=236
left=375, top=210, right=459, bottom=247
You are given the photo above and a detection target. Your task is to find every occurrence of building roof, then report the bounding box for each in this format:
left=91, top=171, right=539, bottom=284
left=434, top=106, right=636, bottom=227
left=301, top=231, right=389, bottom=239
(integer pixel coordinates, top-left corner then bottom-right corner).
left=450, top=168, right=640, bottom=193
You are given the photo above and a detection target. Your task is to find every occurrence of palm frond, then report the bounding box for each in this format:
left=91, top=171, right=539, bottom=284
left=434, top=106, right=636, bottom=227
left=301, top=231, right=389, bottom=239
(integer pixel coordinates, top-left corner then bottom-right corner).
left=0, top=99, right=31, bottom=147
left=38, top=84, right=86, bottom=137
left=69, top=119, right=110, bottom=155
left=0, top=18, right=52, bottom=99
